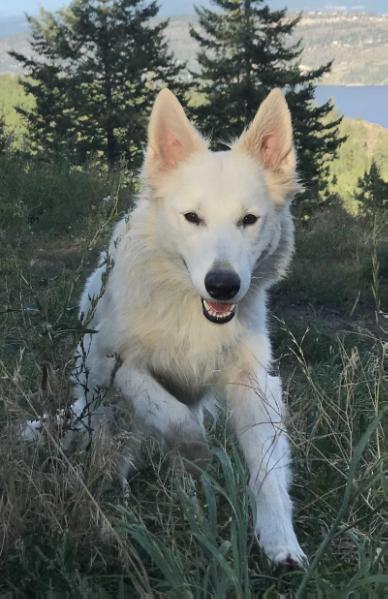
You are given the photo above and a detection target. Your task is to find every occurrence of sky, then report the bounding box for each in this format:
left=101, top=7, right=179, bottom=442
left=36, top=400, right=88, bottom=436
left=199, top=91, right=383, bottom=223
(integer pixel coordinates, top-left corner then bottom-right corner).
left=0, top=0, right=386, bottom=18
left=0, top=0, right=65, bottom=17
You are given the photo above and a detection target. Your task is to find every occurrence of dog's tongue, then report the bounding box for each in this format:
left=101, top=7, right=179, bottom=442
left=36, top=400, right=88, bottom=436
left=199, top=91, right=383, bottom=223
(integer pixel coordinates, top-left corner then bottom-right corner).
left=207, top=301, right=232, bottom=314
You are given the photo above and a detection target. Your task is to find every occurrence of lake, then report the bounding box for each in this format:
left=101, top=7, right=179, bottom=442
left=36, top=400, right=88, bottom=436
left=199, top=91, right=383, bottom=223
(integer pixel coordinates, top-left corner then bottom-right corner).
left=316, top=86, right=388, bottom=129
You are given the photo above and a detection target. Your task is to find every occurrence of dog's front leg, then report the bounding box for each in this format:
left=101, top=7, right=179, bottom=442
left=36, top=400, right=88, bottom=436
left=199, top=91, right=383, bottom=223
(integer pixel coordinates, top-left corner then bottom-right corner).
left=225, top=368, right=306, bottom=567
left=115, top=363, right=210, bottom=477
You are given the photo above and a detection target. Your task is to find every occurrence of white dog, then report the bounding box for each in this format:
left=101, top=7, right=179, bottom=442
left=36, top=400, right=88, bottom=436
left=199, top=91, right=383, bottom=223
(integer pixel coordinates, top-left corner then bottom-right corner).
left=27, top=88, right=306, bottom=567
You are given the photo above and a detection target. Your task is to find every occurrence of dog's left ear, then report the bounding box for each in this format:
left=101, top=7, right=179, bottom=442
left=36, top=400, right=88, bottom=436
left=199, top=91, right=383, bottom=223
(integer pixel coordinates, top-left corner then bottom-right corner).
left=145, top=88, right=207, bottom=180
left=235, top=89, right=300, bottom=204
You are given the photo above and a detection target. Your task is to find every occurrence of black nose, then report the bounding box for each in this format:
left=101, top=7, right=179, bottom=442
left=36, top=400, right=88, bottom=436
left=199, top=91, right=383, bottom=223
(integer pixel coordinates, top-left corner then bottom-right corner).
left=205, top=271, right=241, bottom=300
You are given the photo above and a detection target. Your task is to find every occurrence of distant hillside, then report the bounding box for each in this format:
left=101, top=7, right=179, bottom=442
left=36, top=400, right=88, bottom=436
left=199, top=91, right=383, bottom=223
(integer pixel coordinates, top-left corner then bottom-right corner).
left=159, top=0, right=388, bottom=15
left=329, top=118, right=388, bottom=210
left=1, top=11, right=388, bottom=85
left=297, top=13, right=388, bottom=85
left=1, top=1, right=387, bottom=22
left=0, top=32, right=30, bottom=72
left=0, top=73, right=34, bottom=144
left=167, top=12, right=388, bottom=86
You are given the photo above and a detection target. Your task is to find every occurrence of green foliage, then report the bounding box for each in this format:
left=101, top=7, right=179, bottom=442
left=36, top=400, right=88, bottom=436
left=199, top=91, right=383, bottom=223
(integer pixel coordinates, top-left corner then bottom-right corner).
left=0, top=154, right=133, bottom=238
left=0, top=112, right=8, bottom=155
left=0, top=74, right=35, bottom=147
left=190, top=0, right=345, bottom=216
left=2, top=72, right=388, bottom=216
left=276, top=207, right=386, bottom=309
left=354, top=159, right=388, bottom=219
left=328, top=118, right=388, bottom=211
left=10, top=0, right=189, bottom=168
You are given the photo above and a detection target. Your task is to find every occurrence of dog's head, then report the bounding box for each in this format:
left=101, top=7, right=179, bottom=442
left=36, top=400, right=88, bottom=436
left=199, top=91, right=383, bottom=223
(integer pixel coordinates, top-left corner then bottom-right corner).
left=143, top=88, right=299, bottom=325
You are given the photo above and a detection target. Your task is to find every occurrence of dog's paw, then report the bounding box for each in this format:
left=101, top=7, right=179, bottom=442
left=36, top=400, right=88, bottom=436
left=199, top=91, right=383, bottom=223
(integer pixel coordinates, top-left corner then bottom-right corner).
left=270, top=546, right=308, bottom=570
left=265, top=543, right=307, bottom=570
left=258, top=526, right=307, bottom=569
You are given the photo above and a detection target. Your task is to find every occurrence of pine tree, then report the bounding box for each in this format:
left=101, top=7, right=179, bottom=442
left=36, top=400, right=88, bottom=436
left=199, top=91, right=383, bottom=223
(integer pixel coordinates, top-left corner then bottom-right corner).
left=11, top=0, right=188, bottom=168
left=190, top=0, right=344, bottom=214
left=354, top=160, right=388, bottom=219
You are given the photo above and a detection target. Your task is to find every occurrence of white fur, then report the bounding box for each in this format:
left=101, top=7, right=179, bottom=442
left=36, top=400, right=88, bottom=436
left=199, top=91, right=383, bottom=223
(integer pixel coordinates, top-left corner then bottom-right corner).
left=26, top=89, right=306, bottom=566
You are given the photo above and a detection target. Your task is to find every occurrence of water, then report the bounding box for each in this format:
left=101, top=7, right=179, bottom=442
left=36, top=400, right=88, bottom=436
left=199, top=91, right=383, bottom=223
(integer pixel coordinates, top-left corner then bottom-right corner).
left=316, top=86, right=388, bottom=129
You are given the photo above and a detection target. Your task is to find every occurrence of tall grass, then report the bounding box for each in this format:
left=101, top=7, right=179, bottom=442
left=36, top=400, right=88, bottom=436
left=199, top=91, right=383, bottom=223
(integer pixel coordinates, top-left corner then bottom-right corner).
left=0, top=157, right=386, bottom=596
left=0, top=154, right=133, bottom=239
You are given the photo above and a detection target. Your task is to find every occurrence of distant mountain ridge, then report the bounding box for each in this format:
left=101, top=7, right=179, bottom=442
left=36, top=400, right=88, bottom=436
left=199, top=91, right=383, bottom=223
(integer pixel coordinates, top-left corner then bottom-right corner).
left=2, top=11, right=388, bottom=85
left=160, top=0, right=388, bottom=16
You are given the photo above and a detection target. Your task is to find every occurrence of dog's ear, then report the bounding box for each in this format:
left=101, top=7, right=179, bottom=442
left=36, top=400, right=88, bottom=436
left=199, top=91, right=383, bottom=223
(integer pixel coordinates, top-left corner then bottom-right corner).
left=235, top=89, right=299, bottom=203
left=145, top=89, right=207, bottom=179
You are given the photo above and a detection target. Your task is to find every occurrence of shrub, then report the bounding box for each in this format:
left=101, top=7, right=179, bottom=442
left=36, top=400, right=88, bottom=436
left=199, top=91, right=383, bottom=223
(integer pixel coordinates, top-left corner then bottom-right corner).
left=0, top=155, right=133, bottom=240
left=275, top=207, right=385, bottom=309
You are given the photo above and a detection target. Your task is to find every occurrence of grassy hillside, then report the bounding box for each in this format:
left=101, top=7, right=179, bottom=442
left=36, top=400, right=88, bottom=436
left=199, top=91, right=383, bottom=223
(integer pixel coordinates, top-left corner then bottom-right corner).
left=0, top=155, right=386, bottom=595
left=0, top=73, right=33, bottom=143
left=329, top=118, right=388, bottom=211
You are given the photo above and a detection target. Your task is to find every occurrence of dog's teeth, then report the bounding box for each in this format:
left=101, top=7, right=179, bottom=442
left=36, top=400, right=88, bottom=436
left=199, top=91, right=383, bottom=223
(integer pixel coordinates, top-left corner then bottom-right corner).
left=203, top=299, right=236, bottom=322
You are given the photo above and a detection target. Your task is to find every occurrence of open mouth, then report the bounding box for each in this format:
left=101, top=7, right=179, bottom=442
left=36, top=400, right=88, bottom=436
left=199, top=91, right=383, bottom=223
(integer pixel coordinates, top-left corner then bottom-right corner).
left=201, top=299, right=237, bottom=324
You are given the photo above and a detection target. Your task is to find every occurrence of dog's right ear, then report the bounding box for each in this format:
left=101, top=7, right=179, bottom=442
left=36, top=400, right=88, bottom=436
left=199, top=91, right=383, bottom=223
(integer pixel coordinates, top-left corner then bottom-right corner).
left=234, top=89, right=300, bottom=204
left=145, top=89, right=207, bottom=179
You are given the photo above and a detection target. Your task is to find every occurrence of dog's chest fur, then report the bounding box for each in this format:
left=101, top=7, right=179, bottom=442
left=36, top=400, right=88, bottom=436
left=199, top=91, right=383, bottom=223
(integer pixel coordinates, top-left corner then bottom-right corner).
left=108, top=279, right=244, bottom=395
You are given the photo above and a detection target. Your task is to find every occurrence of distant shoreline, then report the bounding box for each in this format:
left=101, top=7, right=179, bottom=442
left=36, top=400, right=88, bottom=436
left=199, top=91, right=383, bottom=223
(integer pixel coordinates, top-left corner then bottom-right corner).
left=1, top=11, right=388, bottom=87
left=1, top=8, right=388, bottom=25
left=320, top=84, right=388, bottom=88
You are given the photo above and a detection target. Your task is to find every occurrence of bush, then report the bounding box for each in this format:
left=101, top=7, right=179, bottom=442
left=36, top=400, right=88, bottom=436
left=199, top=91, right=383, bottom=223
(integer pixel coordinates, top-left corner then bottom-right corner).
left=275, top=207, right=386, bottom=309
left=0, top=155, right=133, bottom=240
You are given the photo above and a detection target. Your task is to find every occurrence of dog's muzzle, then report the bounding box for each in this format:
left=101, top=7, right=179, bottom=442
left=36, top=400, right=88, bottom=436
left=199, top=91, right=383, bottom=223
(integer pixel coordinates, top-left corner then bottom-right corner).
left=201, top=298, right=236, bottom=324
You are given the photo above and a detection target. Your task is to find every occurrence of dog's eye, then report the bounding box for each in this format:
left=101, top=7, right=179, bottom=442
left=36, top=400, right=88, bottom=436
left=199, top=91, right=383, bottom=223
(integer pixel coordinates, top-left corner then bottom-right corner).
left=242, top=214, right=259, bottom=227
left=184, top=212, right=202, bottom=225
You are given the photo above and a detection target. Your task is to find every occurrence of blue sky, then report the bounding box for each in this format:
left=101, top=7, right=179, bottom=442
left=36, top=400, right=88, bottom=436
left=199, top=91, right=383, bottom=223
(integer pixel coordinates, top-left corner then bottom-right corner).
left=0, top=1, right=64, bottom=17
left=0, top=1, right=209, bottom=18
left=0, top=0, right=386, bottom=18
